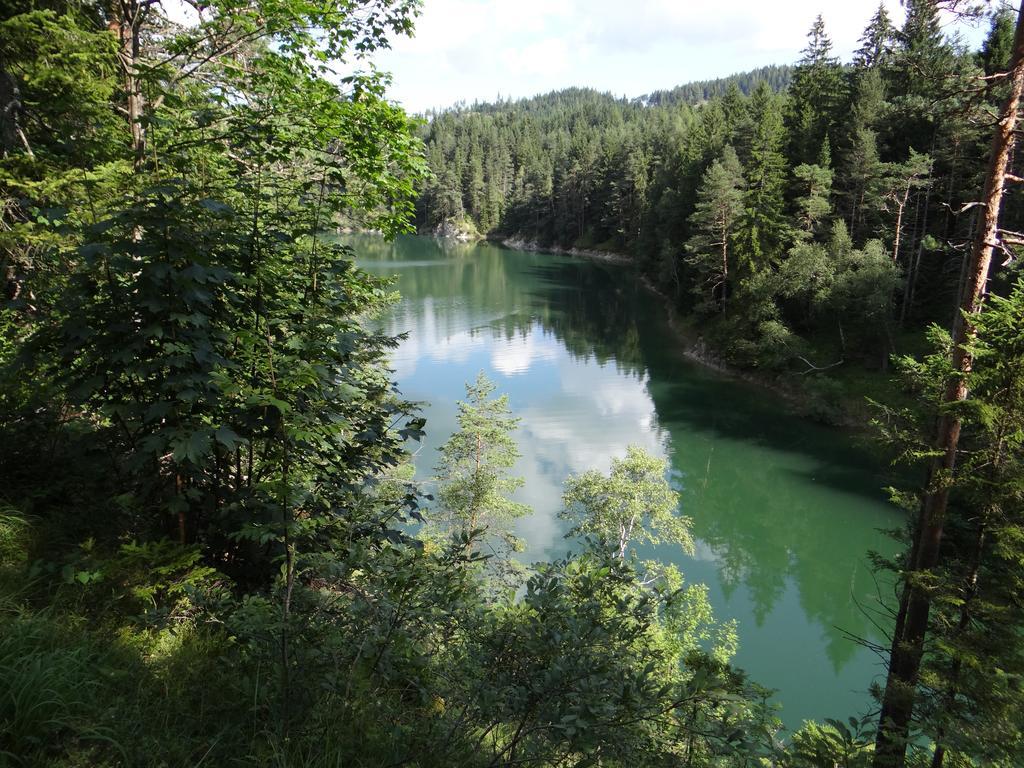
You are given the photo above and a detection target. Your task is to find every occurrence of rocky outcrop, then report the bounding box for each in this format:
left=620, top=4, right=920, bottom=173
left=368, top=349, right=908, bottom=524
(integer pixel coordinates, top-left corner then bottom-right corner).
left=431, top=219, right=479, bottom=241
left=497, top=236, right=631, bottom=265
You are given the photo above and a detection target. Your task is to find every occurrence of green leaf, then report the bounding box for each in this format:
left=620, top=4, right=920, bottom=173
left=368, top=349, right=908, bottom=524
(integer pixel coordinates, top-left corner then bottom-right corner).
left=172, top=429, right=213, bottom=465
left=198, top=198, right=234, bottom=215
left=214, top=425, right=244, bottom=450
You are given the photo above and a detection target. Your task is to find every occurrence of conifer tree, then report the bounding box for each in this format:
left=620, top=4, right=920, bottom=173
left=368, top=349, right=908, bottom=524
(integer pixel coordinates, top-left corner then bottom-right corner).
left=787, top=15, right=845, bottom=165
left=885, top=0, right=957, bottom=157
left=838, top=67, right=887, bottom=238
left=721, top=82, right=748, bottom=141
left=793, top=160, right=833, bottom=239
left=853, top=3, right=894, bottom=70
left=684, top=146, right=746, bottom=310
left=920, top=281, right=1024, bottom=767
left=873, top=6, right=1024, bottom=766
left=735, top=82, right=790, bottom=272
left=880, top=151, right=933, bottom=267
left=979, top=8, right=1016, bottom=77
left=434, top=373, right=530, bottom=553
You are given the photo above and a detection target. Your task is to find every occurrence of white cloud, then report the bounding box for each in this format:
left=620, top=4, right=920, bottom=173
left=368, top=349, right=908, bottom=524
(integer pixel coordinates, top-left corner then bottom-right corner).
left=501, top=37, right=574, bottom=79
left=505, top=354, right=668, bottom=557
left=366, top=0, right=987, bottom=113
left=516, top=356, right=666, bottom=477
left=490, top=328, right=559, bottom=375
left=159, top=0, right=988, bottom=112
left=384, top=295, right=492, bottom=378
left=158, top=0, right=201, bottom=26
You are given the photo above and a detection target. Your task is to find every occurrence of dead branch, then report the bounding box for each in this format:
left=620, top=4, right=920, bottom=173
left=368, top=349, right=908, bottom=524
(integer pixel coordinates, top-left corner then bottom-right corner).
left=796, top=355, right=844, bottom=375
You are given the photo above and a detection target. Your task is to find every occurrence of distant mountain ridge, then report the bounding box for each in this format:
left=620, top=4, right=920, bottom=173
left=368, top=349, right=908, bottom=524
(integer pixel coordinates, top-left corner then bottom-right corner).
left=639, top=64, right=793, bottom=106
left=423, top=65, right=793, bottom=116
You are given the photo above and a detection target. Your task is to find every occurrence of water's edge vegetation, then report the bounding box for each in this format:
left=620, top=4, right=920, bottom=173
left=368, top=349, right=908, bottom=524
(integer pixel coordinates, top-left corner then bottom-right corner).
left=412, top=9, right=1022, bottom=428
left=483, top=234, right=895, bottom=429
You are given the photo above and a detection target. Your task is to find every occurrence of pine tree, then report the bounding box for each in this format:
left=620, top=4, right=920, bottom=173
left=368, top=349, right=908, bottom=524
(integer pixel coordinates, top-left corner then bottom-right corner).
left=793, top=160, right=833, bottom=239
left=880, top=151, right=933, bottom=267
left=921, top=281, right=1024, bottom=767
left=899, top=0, right=945, bottom=56
left=838, top=67, right=886, bottom=238
left=874, top=281, right=1024, bottom=768
left=884, top=0, right=956, bottom=158
left=853, top=3, right=894, bottom=69
left=721, top=82, right=748, bottom=141
left=684, top=146, right=746, bottom=311
left=735, top=82, right=790, bottom=272
left=693, top=99, right=729, bottom=160
left=434, top=373, right=530, bottom=553
left=873, top=8, right=1024, bottom=766
left=980, top=8, right=1016, bottom=77
left=787, top=15, right=845, bottom=165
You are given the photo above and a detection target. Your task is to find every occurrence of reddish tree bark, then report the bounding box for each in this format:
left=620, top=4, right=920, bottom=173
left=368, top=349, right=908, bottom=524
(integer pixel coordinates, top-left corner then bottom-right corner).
left=873, top=4, right=1024, bottom=767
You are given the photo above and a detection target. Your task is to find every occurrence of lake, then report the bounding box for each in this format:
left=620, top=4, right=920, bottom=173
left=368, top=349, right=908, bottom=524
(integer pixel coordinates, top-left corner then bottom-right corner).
left=352, top=233, right=900, bottom=731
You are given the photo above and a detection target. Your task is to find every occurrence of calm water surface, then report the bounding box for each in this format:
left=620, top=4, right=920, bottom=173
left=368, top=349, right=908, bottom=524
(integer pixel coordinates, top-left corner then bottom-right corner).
left=352, top=233, right=899, bottom=730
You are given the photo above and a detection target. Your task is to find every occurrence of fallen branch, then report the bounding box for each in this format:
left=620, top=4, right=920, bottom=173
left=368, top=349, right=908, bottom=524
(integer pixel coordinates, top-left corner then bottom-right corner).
left=796, top=355, right=844, bottom=375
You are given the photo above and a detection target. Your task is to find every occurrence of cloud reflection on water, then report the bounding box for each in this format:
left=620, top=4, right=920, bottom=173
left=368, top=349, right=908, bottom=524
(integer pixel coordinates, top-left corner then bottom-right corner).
left=353, top=233, right=899, bottom=729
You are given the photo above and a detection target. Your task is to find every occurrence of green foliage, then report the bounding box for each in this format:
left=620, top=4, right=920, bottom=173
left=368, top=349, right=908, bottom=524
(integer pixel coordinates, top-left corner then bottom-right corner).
left=712, top=271, right=798, bottom=369
left=643, top=65, right=793, bottom=106
left=979, top=8, right=1016, bottom=78
left=424, top=541, right=774, bottom=766
left=854, top=3, right=894, bottom=70
left=734, top=82, right=791, bottom=271
left=792, top=162, right=833, bottom=238
left=3, top=1, right=1023, bottom=766
left=778, top=243, right=834, bottom=312
left=787, top=717, right=874, bottom=768
left=787, top=15, right=846, bottom=166
left=433, top=373, right=531, bottom=552
left=830, top=238, right=900, bottom=347
left=561, top=445, right=692, bottom=560
left=871, top=277, right=1024, bottom=767
left=685, top=146, right=746, bottom=311
left=412, top=6, right=1005, bottom=388
left=0, top=507, right=29, bottom=573
left=0, top=612, right=110, bottom=764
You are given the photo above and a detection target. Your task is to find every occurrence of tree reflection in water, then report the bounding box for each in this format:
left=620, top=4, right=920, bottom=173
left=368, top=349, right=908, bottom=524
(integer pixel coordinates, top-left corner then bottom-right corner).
left=349, top=232, right=899, bottom=727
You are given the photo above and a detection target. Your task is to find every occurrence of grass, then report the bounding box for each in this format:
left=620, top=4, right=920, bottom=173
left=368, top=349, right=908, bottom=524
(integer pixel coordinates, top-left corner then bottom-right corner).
left=0, top=610, right=127, bottom=767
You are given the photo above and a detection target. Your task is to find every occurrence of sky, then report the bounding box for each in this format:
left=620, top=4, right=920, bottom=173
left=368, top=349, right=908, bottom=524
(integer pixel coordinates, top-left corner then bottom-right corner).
left=366, top=0, right=991, bottom=114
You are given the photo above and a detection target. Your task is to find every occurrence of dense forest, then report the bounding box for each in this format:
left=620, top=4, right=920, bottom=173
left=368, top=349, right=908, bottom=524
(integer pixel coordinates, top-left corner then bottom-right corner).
left=415, top=5, right=1022, bottom=376
left=1, top=0, right=1023, bottom=766
left=640, top=66, right=793, bottom=107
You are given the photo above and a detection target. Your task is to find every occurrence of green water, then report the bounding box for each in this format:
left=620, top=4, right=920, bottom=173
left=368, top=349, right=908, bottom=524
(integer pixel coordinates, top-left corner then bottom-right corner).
left=352, top=233, right=900, bottom=731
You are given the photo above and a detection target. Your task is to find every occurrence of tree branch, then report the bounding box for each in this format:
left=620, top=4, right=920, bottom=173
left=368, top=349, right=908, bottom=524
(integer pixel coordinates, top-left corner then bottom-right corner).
left=796, top=355, right=844, bottom=375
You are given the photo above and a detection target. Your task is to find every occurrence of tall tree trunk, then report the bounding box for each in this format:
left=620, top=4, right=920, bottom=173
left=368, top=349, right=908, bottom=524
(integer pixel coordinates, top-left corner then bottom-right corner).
left=903, top=180, right=933, bottom=325
left=891, top=182, right=912, bottom=266
left=873, top=6, right=1024, bottom=767
left=279, top=445, right=294, bottom=737
left=942, top=137, right=962, bottom=240
left=113, top=0, right=146, bottom=169
left=720, top=218, right=729, bottom=307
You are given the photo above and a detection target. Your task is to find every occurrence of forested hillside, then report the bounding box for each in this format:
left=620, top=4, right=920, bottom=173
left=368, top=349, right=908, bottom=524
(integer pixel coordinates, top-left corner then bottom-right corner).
left=2, top=0, right=1024, bottom=766
left=415, top=5, right=1021, bottom=373
left=641, top=65, right=793, bottom=106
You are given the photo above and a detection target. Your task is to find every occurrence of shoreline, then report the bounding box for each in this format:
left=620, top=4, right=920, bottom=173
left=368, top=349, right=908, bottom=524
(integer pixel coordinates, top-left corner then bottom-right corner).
left=487, top=233, right=874, bottom=431
left=491, top=235, right=633, bottom=266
